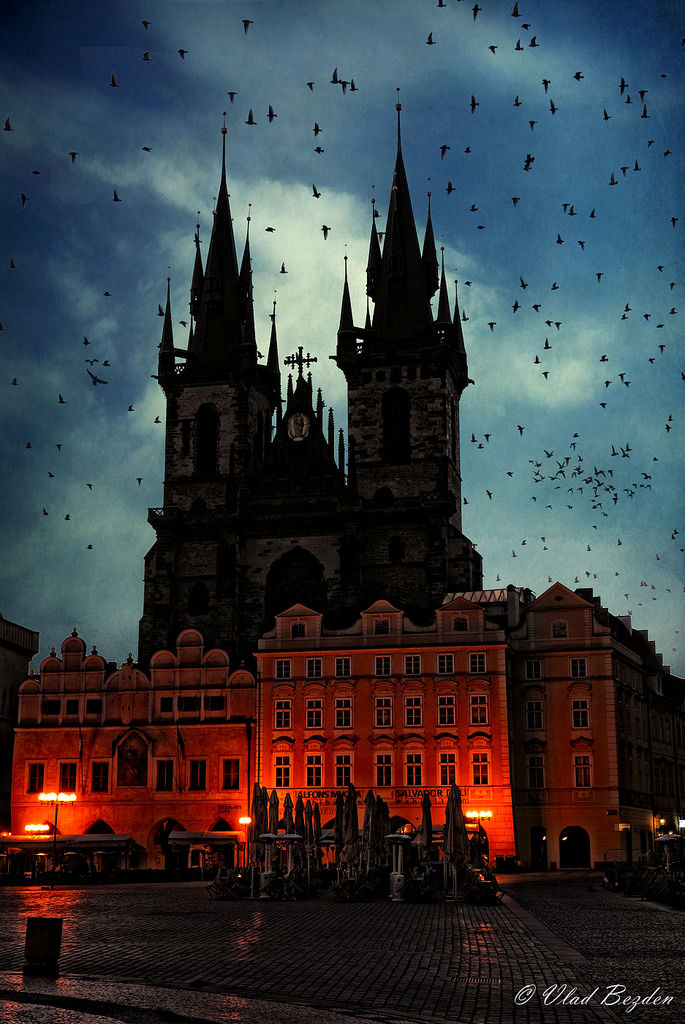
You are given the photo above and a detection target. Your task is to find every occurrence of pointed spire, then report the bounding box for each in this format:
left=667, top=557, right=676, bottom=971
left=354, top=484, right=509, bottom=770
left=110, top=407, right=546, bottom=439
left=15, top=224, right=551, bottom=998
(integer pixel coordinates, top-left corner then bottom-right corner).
left=328, top=407, right=335, bottom=449
left=371, top=95, right=433, bottom=340
left=338, top=427, right=345, bottom=476
left=365, top=296, right=372, bottom=331
left=267, top=294, right=280, bottom=375
left=436, top=247, right=451, bottom=324
left=287, top=373, right=293, bottom=404
left=158, top=276, right=175, bottom=379
left=316, top=387, right=324, bottom=425
left=422, top=191, right=439, bottom=298
left=452, top=279, right=466, bottom=355
left=239, top=206, right=256, bottom=351
left=338, top=254, right=354, bottom=331
left=190, top=213, right=204, bottom=321
left=366, top=195, right=382, bottom=299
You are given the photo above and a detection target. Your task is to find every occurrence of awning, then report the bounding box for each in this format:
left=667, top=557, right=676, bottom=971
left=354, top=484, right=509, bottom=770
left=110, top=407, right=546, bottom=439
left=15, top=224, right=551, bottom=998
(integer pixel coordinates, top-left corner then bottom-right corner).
left=0, top=834, right=131, bottom=853
left=167, top=831, right=241, bottom=846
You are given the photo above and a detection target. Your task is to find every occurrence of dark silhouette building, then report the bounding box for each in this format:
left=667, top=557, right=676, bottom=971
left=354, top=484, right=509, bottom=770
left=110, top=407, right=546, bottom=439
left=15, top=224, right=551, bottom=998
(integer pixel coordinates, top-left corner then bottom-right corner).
left=138, top=109, right=481, bottom=668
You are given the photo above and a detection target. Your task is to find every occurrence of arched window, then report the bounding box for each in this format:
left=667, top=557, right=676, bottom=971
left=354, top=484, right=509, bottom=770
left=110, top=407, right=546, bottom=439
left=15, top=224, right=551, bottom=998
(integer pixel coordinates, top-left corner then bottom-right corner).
left=382, top=388, right=410, bottom=464
left=265, top=547, right=326, bottom=622
left=195, top=404, right=219, bottom=474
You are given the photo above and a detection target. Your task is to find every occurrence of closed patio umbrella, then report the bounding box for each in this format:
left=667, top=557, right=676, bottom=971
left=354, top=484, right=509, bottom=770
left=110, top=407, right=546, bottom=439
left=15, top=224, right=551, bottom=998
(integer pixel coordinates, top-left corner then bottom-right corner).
left=341, top=783, right=359, bottom=866
left=334, top=791, right=344, bottom=860
left=268, top=789, right=280, bottom=837
left=362, top=789, right=376, bottom=871
left=418, top=792, right=433, bottom=862
left=294, top=794, right=305, bottom=839
left=283, top=792, right=295, bottom=834
left=444, top=784, right=468, bottom=895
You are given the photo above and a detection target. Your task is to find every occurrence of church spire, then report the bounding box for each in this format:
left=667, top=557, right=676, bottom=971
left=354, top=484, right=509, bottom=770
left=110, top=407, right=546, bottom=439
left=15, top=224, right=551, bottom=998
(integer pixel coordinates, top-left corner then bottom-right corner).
left=370, top=96, right=433, bottom=341
left=338, top=254, right=354, bottom=331
left=239, top=206, right=257, bottom=356
left=366, top=196, right=382, bottom=300
left=157, top=276, right=175, bottom=381
left=189, top=214, right=203, bottom=322
left=422, top=192, right=439, bottom=299
left=436, top=247, right=451, bottom=324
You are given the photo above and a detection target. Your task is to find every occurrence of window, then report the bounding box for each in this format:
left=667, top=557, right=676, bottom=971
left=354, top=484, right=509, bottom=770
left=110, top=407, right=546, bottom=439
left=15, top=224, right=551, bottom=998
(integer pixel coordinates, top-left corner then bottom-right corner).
left=195, top=403, right=218, bottom=474
left=335, top=697, right=352, bottom=728
left=178, top=695, right=200, bottom=712
left=472, top=752, right=489, bottom=786
left=470, top=693, right=488, bottom=725
left=374, top=618, right=390, bottom=636
left=525, top=659, right=542, bottom=680
left=159, top=697, right=173, bottom=714
left=306, top=658, right=322, bottom=679
left=275, top=755, right=291, bottom=788
left=404, top=655, right=421, bottom=676
left=291, top=622, right=305, bottom=639
left=275, top=699, right=292, bottom=730
left=528, top=755, right=545, bottom=789
left=571, top=658, right=587, bottom=678
left=453, top=616, right=468, bottom=632
left=65, top=699, right=79, bottom=717
left=438, top=695, right=456, bottom=726
left=469, top=652, right=487, bottom=674
left=27, top=762, right=45, bottom=794
left=222, top=758, right=240, bottom=790
left=440, top=752, right=456, bottom=786
left=572, top=698, right=589, bottom=729
left=335, top=754, right=351, bottom=788
left=375, top=655, right=391, bottom=676
left=275, top=659, right=291, bottom=680
left=406, top=753, right=422, bottom=786
left=92, top=761, right=110, bottom=793
left=375, top=696, right=392, bottom=728
left=59, top=763, right=77, bottom=791
left=335, top=657, right=351, bottom=677
left=376, top=753, right=392, bottom=787
left=382, top=388, right=410, bottom=463
left=205, top=695, right=225, bottom=712
left=574, top=754, right=591, bottom=788
left=306, top=754, right=322, bottom=788
left=42, top=699, right=60, bottom=716
left=437, top=653, right=454, bottom=674
left=405, top=696, right=423, bottom=727
left=189, top=759, right=207, bottom=791
left=552, top=621, right=567, bottom=638
left=305, top=698, right=323, bottom=730
left=155, top=760, right=174, bottom=792
left=85, top=698, right=102, bottom=716
left=526, top=699, right=543, bottom=730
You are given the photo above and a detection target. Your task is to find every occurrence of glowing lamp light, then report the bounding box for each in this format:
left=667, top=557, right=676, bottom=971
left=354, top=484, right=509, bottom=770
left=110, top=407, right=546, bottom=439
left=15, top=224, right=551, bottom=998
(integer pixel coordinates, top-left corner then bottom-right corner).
left=238, top=816, right=252, bottom=826
left=39, top=792, right=76, bottom=803
left=25, top=823, right=51, bottom=833
left=466, top=810, right=493, bottom=819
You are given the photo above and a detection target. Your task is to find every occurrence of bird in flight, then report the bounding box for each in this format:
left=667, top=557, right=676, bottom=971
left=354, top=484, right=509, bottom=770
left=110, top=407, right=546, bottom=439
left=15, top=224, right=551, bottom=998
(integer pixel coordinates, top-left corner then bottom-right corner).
left=112, top=188, right=122, bottom=202
left=245, top=109, right=257, bottom=125
left=4, top=117, right=13, bottom=131
left=110, top=73, right=119, bottom=88
left=312, top=184, right=322, bottom=198
left=86, top=368, right=108, bottom=385
left=242, top=19, right=253, bottom=34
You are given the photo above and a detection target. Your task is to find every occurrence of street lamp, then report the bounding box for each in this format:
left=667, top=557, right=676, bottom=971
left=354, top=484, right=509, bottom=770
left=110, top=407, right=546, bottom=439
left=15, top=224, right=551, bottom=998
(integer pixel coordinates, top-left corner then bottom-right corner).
left=39, top=792, right=76, bottom=880
left=239, top=816, right=252, bottom=867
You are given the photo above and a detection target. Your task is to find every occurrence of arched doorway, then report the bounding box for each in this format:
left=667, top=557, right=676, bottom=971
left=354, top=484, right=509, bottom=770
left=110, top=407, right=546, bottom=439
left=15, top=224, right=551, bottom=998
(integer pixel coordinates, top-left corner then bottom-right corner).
left=530, top=826, right=548, bottom=870
left=265, top=547, right=327, bottom=622
left=559, top=825, right=591, bottom=868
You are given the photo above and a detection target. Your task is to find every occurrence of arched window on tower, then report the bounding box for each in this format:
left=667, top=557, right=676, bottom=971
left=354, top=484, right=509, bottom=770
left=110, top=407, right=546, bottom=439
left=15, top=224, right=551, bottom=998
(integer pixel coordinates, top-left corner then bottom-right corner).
left=382, top=388, right=410, bottom=464
left=195, top=404, right=219, bottom=474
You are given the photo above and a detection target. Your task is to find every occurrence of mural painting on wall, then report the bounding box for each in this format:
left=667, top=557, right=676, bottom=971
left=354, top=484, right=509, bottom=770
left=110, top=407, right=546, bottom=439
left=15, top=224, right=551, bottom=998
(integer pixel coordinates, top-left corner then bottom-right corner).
left=117, top=733, right=148, bottom=787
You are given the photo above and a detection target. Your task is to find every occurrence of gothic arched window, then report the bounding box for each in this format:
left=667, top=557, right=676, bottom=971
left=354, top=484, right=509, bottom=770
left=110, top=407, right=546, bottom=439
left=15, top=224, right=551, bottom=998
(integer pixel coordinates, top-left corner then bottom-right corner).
left=382, top=388, right=410, bottom=464
left=195, top=404, right=219, bottom=474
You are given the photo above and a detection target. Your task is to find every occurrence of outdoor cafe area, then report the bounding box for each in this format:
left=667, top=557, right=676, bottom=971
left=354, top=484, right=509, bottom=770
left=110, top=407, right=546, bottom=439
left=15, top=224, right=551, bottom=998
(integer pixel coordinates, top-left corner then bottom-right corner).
left=206, top=783, right=502, bottom=904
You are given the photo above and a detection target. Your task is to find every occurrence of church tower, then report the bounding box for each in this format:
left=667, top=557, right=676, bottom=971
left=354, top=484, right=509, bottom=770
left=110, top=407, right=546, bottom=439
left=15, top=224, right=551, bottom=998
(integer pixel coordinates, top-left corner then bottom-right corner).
left=334, top=102, right=482, bottom=619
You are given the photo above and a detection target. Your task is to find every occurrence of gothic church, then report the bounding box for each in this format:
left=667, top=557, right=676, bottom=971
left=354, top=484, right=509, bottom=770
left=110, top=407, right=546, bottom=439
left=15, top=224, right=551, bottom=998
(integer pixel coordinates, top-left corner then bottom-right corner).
left=138, top=108, right=482, bottom=667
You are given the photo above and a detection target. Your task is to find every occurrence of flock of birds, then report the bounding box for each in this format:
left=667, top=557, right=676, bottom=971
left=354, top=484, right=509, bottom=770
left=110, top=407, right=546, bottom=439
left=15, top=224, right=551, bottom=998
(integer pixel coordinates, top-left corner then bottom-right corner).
left=3, top=2, right=682, bottom=664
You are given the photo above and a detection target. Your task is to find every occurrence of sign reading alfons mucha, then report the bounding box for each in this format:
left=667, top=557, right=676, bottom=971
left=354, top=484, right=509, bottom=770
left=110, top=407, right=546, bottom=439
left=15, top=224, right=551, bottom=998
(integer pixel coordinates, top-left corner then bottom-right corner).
left=287, top=412, right=310, bottom=441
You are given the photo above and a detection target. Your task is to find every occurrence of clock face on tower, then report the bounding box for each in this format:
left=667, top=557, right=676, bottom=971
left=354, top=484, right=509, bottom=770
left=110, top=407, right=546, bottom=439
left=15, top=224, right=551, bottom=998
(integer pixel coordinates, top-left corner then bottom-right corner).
left=287, top=412, right=310, bottom=441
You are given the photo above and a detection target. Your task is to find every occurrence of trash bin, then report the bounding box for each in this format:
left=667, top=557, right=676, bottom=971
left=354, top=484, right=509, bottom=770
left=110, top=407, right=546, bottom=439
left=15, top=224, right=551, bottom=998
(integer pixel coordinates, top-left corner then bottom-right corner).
left=23, top=917, right=63, bottom=976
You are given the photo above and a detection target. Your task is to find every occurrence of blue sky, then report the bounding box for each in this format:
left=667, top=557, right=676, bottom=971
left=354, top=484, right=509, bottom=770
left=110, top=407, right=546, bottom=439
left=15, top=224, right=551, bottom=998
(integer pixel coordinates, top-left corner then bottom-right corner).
left=2, top=0, right=683, bottom=674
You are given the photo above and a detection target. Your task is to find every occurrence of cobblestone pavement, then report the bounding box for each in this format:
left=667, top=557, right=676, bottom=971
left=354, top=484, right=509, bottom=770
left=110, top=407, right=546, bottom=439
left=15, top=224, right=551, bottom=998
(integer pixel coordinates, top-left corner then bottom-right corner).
left=0, top=872, right=682, bottom=1024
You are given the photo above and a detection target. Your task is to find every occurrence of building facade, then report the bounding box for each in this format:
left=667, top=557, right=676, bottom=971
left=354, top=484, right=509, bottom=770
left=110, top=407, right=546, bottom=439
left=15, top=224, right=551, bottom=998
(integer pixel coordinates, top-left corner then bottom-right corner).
left=0, top=612, right=40, bottom=830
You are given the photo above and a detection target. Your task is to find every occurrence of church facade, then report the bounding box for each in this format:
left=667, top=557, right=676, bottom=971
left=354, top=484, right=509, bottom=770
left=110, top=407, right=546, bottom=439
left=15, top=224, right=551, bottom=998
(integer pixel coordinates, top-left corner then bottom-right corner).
left=4, top=115, right=683, bottom=879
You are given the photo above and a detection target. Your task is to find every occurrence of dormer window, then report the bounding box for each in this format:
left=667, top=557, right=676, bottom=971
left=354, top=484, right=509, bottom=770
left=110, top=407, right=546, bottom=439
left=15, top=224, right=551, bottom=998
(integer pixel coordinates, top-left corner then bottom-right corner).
left=374, top=618, right=390, bottom=636
left=453, top=616, right=468, bottom=632
left=552, top=620, right=567, bottom=638
left=291, top=622, right=305, bottom=639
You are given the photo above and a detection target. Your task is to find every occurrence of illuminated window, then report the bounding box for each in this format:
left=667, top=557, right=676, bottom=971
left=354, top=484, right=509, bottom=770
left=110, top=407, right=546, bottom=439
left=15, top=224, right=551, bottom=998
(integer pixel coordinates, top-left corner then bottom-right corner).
left=306, top=754, right=322, bottom=788
left=335, top=754, right=351, bottom=788
left=526, top=699, right=543, bottom=730
left=155, top=760, right=173, bottom=792
left=572, top=698, right=589, bottom=729
left=469, top=652, right=486, bottom=674
left=440, top=752, right=456, bottom=786
left=275, top=659, right=291, bottom=680
left=470, top=693, right=488, bottom=725
left=472, top=752, right=489, bottom=786
left=335, top=697, right=352, bottom=728
left=275, top=699, right=292, bottom=730
left=376, top=753, right=392, bottom=787
left=375, top=696, right=392, bottom=728
left=405, top=696, right=423, bottom=727
left=27, top=762, right=45, bottom=794
left=305, top=698, right=323, bottom=729
left=275, top=755, right=291, bottom=788
left=222, top=758, right=240, bottom=790
left=574, top=754, right=591, bottom=788
left=188, top=759, right=207, bottom=791
left=437, top=653, right=454, bottom=674
left=92, top=761, right=110, bottom=793
left=406, top=753, right=422, bottom=786
left=438, top=695, right=456, bottom=726
left=59, top=763, right=77, bottom=791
